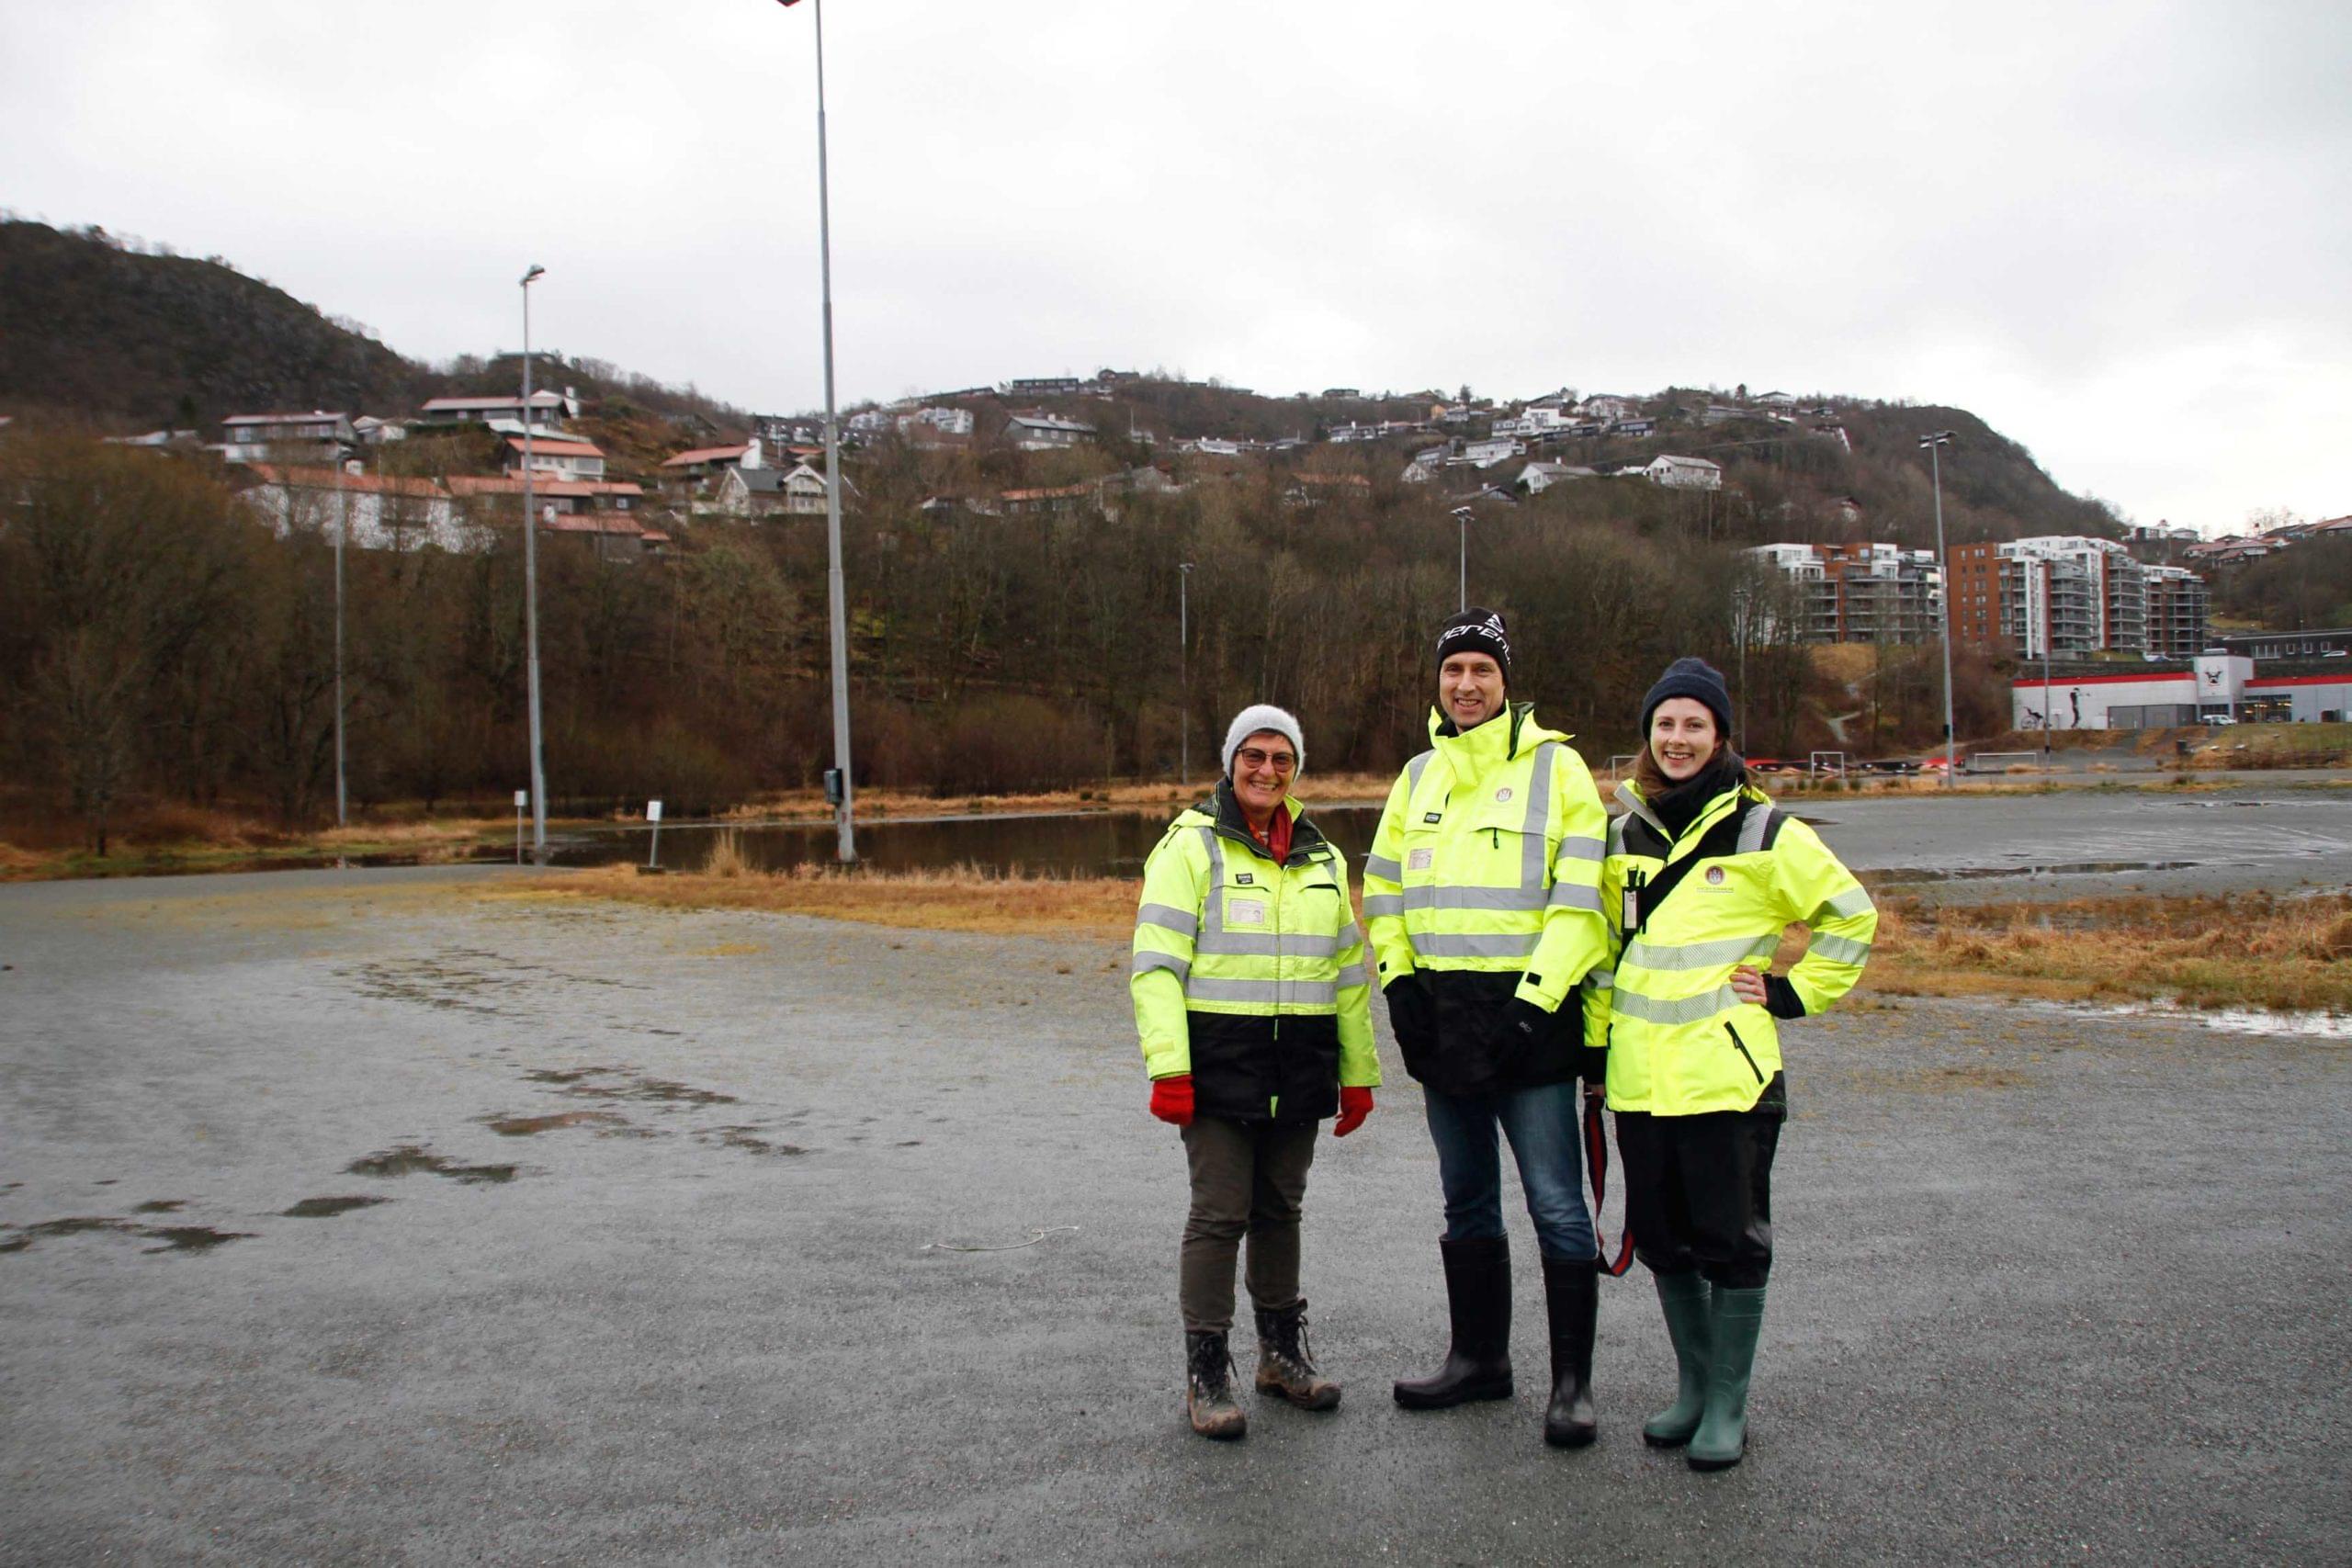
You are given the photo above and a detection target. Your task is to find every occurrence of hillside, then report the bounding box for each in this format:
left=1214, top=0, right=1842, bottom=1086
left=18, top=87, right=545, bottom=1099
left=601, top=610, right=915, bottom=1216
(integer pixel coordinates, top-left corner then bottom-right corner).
left=0, top=220, right=752, bottom=440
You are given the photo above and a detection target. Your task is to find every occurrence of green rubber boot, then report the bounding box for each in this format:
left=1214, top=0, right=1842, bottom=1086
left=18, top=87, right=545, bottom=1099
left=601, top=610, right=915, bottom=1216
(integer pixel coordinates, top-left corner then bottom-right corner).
left=1688, top=1284, right=1766, bottom=1471
left=1641, top=1271, right=1713, bottom=1448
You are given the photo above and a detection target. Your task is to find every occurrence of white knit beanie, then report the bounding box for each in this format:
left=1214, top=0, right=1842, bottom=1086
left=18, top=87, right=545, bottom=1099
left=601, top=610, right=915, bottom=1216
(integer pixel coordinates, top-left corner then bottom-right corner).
left=1220, top=705, right=1305, bottom=779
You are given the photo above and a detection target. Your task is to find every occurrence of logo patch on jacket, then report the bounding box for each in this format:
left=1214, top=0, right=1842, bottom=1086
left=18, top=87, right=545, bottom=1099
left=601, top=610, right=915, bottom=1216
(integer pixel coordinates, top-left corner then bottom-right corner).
left=1495, top=787, right=1513, bottom=803
left=1408, top=848, right=1434, bottom=872
left=1235, top=873, right=1253, bottom=885
left=1228, top=897, right=1267, bottom=926
left=1422, top=811, right=1442, bottom=824
left=1704, top=865, right=1726, bottom=886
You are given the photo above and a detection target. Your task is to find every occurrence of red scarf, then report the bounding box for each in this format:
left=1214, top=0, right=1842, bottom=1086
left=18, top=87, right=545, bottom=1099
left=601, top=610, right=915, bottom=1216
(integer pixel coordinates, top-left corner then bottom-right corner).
left=1250, top=806, right=1294, bottom=865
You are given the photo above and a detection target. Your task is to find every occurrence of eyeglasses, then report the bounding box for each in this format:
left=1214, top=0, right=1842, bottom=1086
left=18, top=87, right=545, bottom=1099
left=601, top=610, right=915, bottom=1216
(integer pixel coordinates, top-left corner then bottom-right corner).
left=1235, top=748, right=1297, bottom=773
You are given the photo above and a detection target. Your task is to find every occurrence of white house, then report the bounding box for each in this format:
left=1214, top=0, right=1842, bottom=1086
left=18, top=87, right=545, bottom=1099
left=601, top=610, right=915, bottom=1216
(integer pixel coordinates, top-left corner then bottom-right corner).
left=1577, top=395, right=1639, bottom=423
left=1454, top=437, right=1526, bottom=469
left=503, top=435, right=606, bottom=480
left=1517, top=460, right=1596, bottom=494
left=716, top=462, right=831, bottom=517
left=1645, top=455, right=1722, bottom=490
left=243, top=464, right=485, bottom=552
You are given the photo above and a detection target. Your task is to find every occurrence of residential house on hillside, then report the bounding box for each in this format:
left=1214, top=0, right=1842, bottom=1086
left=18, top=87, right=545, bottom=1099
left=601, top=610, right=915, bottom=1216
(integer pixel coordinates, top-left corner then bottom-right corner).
left=1006, top=412, right=1094, bottom=451
left=104, top=428, right=200, bottom=448
left=1578, top=395, right=1640, bottom=423
left=1754, top=390, right=1797, bottom=409
left=503, top=435, right=605, bottom=480
left=662, top=439, right=761, bottom=488
left=447, top=474, right=645, bottom=516
left=1453, top=437, right=1526, bottom=469
left=1000, top=482, right=1091, bottom=516
left=1517, top=460, right=1596, bottom=494
left=1610, top=417, right=1657, bottom=437
left=1645, top=455, right=1723, bottom=490
left=1002, top=377, right=1083, bottom=397
left=243, top=464, right=482, bottom=552
left=714, top=462, right=832, bottom=518
left=415, top=390, right=575, bottom=429
left=220, top=411, right=355, bottom=464
left=353, top=415, right=406, bottom=446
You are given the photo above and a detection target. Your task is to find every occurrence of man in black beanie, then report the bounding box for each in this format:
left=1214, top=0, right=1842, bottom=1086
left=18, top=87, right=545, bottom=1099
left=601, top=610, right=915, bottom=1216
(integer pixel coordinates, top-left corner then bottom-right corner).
left=1433, top=608, right=1513, bottom=691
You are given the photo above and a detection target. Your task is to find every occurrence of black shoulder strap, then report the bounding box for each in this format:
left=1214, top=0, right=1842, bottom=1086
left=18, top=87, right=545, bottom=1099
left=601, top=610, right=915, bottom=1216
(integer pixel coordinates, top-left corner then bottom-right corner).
left=1630, top=799, right=1750, bottom=935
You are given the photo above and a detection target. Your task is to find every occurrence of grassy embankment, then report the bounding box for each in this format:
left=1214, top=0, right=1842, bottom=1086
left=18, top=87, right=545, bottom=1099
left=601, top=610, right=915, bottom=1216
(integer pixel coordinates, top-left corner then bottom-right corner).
left=533, top=839, right=2352, bottom=1015
left=0, top=806, right=525, bottom=882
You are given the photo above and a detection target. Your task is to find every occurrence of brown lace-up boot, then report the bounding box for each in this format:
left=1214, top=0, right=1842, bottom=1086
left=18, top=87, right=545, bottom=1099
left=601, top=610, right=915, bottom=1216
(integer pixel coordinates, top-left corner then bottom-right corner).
left=1184, top=1330, right=1247, bottom=1440
left=1254, top=1303, right=1341, bottom=1410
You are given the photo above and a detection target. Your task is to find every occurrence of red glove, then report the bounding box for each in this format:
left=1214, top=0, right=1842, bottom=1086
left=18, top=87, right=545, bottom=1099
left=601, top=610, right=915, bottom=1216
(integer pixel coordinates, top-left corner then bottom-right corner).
left=1334, top=1086, right=1374, bottom=1137
left=1149, top=1075, right=1194, bottom=1127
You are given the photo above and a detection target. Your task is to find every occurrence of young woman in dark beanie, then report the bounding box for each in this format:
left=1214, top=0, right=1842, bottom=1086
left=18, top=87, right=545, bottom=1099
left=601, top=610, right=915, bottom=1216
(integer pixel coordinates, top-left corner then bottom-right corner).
left=1363, top=610, right=1613, bottom=1448
left=1587, top=657, right=1876, bottom=1470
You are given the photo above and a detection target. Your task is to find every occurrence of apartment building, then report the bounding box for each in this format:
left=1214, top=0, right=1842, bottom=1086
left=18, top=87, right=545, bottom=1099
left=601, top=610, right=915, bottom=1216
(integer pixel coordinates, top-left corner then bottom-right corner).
left=1947, top=535, right=2203, bottom=658
left=1745, top=541, right=1943, bottom=645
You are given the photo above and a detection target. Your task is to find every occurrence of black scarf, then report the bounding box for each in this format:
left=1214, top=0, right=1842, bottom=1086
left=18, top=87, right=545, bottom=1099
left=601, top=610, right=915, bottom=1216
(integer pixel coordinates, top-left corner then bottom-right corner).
left=1648, top=750, right=1744, bottom=840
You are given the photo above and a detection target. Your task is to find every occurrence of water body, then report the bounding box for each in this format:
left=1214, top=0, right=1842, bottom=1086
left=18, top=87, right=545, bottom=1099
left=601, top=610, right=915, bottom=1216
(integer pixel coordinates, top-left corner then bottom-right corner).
left=556, top=784, right=2352, bottom=899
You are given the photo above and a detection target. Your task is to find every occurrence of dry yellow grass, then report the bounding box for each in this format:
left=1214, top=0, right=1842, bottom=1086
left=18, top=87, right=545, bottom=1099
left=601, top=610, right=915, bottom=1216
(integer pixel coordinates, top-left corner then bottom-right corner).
left=540, top=865, right=2352, bottom=1016
left=715, top=772, right=1405, bottom=824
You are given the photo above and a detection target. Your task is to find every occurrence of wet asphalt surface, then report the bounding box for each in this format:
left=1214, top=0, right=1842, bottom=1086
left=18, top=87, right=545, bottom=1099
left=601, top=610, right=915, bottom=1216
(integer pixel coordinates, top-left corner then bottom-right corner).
left=2, top=865, right=2347, bottom=1565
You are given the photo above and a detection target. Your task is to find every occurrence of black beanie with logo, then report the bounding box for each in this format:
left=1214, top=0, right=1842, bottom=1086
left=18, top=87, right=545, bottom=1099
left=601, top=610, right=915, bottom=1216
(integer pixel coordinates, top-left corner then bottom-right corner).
left=1434, top=608, right=1511, bottom=683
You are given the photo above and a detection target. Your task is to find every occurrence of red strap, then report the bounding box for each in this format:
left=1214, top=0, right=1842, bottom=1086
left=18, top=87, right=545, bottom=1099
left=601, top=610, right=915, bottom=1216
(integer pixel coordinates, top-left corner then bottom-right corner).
left=1583, top=1094, right=1637, bottom=1278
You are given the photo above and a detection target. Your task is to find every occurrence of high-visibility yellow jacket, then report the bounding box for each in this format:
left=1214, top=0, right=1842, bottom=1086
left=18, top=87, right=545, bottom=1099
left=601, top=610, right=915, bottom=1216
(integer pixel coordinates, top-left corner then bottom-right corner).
left=1131, top=784, right=1378, bottom=1123
left=1586, top=777, right=1876, bottom=1116
left=1363, top=704, right=1610, bottom=1094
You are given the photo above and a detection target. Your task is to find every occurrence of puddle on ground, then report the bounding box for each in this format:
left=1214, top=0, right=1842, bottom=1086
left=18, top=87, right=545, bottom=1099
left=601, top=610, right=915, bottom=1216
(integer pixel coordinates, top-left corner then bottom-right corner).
left=698, top=1126, right=808, bottom=1157
left=481, top=1111, right=630, bottom=1136
left=2069, top=1001, right=2352, bottom=1040
left=132, top=1200, right=187, bottom=1214
left=1876, top=859, right=2197, bottom=884
left=347, top=1145, right=520, bottom=1184
left=142, top=1226, right=252, bottom=1253
left=283, top=1195, right=392, bottom=1218
left=525, top=1066, right=738, bottom=1107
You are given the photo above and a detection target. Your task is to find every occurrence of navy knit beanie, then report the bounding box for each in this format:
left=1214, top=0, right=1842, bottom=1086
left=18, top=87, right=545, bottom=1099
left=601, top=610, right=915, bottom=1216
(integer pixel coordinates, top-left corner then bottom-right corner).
left=1639, top=657, right=1734, bottom=735
left=1435, top=607, right=1511, bottom=682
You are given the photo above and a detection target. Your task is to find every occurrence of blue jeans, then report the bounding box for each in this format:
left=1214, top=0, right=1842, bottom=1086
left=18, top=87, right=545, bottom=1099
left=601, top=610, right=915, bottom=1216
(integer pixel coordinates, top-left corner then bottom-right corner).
left=1423, top=1081, right=1596, bottom=1263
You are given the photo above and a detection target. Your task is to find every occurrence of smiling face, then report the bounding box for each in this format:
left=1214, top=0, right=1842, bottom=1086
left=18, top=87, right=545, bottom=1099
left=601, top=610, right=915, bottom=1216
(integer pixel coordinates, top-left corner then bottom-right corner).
left=1229, top=729, right=1296, bottom=823
left=1649, top=697, right=1721, bottom=783
left=1439, top=652, right=1506, bottom=729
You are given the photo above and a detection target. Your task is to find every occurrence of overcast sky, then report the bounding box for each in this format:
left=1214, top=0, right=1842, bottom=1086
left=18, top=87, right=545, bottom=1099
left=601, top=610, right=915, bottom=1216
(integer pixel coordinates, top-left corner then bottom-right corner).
left=5, top=0, right=2346, bottom=531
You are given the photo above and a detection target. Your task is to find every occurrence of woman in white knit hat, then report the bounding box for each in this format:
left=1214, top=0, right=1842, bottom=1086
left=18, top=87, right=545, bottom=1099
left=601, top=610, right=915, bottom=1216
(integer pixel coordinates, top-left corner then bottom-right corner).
left=1129, top=705, right=1380, bottom=1439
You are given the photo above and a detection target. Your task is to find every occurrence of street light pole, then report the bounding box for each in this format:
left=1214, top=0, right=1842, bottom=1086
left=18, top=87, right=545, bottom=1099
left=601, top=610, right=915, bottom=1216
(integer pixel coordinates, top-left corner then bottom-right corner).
left=1919, top=431, right=1957, bottom=789
left=1179, top=562, right=1193, bottom=784
left=2041, top=560, right=2054, bottom=762
left=792, top=0, right=857, bottom=863
left=520, top=264, right=548, bottom=858
left=334, top=450, right=347, bottom=827
left=1453, top=505, right=1473, bottom=610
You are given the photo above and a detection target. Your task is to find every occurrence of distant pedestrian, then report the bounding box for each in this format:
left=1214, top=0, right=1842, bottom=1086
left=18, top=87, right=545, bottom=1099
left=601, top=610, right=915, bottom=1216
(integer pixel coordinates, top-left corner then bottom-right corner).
left=1131, top=705, right=1379, bottom=1440
left=1593, top=657, right=1876, bottom=1470
left=1363, top=610, right=1614, bottom=1448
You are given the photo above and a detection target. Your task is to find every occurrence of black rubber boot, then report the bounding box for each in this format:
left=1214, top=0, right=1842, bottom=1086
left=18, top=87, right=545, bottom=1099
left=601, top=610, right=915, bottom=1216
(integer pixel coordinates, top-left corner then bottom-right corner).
left=1541, top=1256, right=1600, bottom=1448
left=1184, top=1330, right=1247, bottom=1440
left=1393, top=1235, right=1514, bottom=1409
left=1254, top=1303, right=1341, bottom=1410
left=1642, top=1271, right=1713, bottom=1448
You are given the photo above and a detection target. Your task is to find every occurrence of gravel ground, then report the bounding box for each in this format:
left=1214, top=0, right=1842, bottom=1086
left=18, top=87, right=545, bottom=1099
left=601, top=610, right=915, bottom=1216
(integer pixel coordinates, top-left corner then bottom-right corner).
left=2, top=866, right=2346, bottom=1566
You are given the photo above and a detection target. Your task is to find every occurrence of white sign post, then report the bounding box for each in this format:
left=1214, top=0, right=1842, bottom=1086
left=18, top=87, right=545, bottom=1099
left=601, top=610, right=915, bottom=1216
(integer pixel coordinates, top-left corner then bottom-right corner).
left=646, top=800, right=663, bottom=870
left=514, top=789, right=529, bottom=864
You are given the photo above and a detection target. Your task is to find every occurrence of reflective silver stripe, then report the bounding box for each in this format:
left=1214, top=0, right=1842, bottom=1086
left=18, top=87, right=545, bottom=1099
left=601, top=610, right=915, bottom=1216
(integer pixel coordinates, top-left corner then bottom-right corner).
left=1520, top=741, right=1556, bottom=889
left=1362, top=893, right=1404, bottom=919
left=1607, top=816, right=1627, bottom=855
left=1611, top=983, right=1742, bottom=1025
left=1583, top=968, right=1615, bottom=990
left=1623, top=933, right=1779, bottom=972
left=1806, top=932, right=1872, bottom=964
left=1363, top=853, right=1404, bottom=884
left=1819, top=886, right=1874, bottom=920
left=1193, top=931, right=1341, bottom=959
left=1736, top=805, right=1776, bottom=857
left=1412, top=931, right=1540, bottom=960
left=1407, top=749, right=1434, bottom=798
left=1132, top=951, right=1190, bottom=981
left=1136, top=902, right=1198, bottom=939
left=1337, top=960, right=1372, bottom=990
left=1545, top=882, right=1604, bottom=912
left=1186, top=976, right=1338, bottom=1007
left=1198, top=829, right=1226, bottom=942
left=1401, top=884, right=1547, bottom=913
left=1614, top=779, right=1667, bottom=840
left=1555, top=833, right=1605, bottom=863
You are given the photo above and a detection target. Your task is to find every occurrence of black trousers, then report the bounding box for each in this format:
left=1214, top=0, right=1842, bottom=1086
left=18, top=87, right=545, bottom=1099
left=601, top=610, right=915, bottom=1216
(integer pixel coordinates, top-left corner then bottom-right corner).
left=1614, top=1089, right=1783, bottom=1290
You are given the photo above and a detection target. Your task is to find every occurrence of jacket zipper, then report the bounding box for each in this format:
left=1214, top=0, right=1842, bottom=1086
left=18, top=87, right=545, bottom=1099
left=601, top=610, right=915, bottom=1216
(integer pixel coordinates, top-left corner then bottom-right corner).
left=1724, top=1022, right=1764, bottom=1084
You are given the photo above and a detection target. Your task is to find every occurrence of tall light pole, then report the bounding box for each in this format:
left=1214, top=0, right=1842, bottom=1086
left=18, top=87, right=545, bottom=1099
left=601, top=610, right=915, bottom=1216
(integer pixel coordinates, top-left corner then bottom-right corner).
left=520, top=264, right=549, bottom=858
left=786, top=0, right=856, bottom=862
left=2041, top=558, right=2054, bottom=762
left=334, top=448, right=347, bottom=827
left=1178, top=562, right=1193, bottom=784
left=1919, top=431, right=1957, bottom=789
left=1452, top=505, right=1473, bottom=610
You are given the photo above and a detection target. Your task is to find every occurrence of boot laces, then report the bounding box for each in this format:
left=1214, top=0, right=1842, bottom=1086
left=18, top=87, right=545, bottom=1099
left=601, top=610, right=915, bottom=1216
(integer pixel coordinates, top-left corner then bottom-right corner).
left=1190, top=1334, right=1235, bottom=1396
